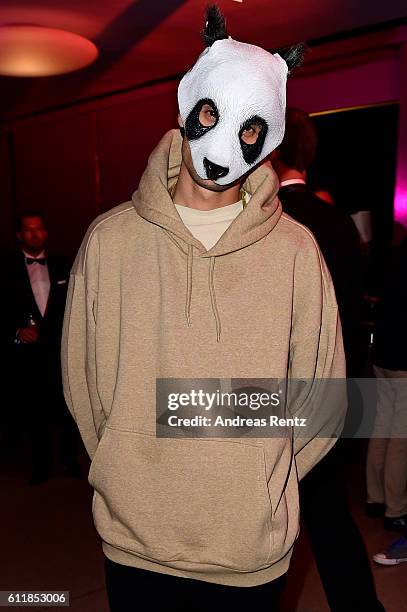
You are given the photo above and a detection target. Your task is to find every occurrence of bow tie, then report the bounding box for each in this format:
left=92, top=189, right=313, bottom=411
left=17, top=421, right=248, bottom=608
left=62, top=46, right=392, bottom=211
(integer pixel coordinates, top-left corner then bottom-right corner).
left=26, top=257, right=46, bottom=265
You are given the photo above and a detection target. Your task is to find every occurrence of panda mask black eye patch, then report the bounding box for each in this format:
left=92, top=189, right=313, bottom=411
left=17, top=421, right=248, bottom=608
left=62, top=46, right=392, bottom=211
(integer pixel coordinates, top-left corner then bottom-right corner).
left=185, top=98, right=219, bottom=141
left=239, top=116, right=268, bottom=165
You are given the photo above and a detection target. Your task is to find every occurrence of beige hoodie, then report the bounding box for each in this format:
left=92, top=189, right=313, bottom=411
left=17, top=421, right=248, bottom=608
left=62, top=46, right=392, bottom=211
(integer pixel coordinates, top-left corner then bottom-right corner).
left=61, top=129, right=346, bottom=587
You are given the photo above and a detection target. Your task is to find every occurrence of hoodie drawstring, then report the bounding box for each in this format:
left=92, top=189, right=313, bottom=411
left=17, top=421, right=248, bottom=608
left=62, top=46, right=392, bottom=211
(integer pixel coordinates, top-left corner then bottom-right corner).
left=183, top=245, right=221, bottom=342
left=209, top=256, right=222, bottom=342
left=185, top=244, right=193, bottom=327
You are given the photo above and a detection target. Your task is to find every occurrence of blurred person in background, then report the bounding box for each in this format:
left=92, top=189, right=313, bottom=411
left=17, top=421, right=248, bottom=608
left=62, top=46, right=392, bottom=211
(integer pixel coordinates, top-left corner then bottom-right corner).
left=1, top=211, right=82, bottom=484
left=366, top=236, right=407, bottom=532
left=271, top=108, right=364, bottom=377
left=271, top=108, right=384, bottom=612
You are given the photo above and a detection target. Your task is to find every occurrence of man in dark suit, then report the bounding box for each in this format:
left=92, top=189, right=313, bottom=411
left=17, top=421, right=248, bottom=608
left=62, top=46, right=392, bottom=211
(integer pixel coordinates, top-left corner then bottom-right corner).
left=272, top=109, right=363, bottom=377
left=271, top=109, right=384, bottom=612
left=2, top=210, right=82, bottom=484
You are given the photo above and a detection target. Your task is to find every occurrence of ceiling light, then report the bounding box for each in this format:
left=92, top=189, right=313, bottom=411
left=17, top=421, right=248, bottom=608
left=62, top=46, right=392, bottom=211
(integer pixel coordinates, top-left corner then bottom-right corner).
left=0, top=25, right=98, bottom=77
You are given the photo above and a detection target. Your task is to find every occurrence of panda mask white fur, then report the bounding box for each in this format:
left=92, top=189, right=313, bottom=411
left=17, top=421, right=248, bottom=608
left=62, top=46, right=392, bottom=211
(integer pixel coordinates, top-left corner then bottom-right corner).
left=178, top=37, right=289, bottom=186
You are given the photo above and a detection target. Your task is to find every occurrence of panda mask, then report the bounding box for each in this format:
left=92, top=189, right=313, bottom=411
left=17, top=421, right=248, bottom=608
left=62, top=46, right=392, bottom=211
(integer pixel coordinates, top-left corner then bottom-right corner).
left=177, top=7, right=304, bottom=186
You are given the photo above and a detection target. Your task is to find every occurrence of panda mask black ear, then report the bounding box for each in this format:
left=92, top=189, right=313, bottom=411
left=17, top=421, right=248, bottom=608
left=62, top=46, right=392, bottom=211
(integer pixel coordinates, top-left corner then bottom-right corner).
left=201, top=5, right=229, bottom=47
left=276, top=43, right=307, bottom=75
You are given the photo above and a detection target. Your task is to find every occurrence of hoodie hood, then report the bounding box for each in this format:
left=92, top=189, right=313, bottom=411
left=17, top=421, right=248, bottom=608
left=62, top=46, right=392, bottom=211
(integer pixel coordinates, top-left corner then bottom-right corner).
left=132, top=129, right=282, bottom=342
left=132, top=129, right=282, bottom=258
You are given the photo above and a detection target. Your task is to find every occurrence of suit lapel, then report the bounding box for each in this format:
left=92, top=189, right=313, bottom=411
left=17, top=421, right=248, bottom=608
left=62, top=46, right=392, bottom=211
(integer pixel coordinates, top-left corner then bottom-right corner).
left=43, top=254, right=59, bottom=319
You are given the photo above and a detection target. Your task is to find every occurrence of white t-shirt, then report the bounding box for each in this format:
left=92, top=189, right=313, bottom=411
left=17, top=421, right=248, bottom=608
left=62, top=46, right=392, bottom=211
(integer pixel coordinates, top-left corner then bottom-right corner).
left=175, top=195, right=249, bottom=250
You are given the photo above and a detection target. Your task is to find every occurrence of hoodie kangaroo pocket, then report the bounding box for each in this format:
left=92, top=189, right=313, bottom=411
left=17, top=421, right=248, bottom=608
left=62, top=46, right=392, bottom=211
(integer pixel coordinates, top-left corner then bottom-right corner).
left=88, top=427, right=274, bottom=572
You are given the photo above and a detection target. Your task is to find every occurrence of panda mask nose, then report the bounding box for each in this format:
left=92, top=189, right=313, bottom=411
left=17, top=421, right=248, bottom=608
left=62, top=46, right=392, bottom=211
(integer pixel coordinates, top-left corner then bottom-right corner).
left=203, top=157, right=229, bottom=181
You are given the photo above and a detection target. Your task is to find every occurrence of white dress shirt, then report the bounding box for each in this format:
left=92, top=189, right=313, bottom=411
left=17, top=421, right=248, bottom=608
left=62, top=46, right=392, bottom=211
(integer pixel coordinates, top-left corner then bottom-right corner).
left=23, top=250, right=50, bottom=317
left=279, top=178, right=306, bottom=188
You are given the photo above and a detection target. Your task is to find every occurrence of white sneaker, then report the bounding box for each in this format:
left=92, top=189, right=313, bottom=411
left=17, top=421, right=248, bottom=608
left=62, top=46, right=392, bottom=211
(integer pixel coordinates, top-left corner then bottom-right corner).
left=373, top=535, right=407, bottom=565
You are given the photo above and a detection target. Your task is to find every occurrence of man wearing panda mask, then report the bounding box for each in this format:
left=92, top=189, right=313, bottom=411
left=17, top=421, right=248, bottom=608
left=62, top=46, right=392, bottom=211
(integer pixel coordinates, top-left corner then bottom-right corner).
left=172, top=8, right=302, bottom=245
left=62, top=6, right=346, bottom=610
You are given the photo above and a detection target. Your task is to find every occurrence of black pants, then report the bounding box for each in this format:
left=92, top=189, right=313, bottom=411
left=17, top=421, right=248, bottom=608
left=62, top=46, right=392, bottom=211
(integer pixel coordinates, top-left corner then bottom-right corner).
left=12, top=346, right=80, bottom=478
left=300, top=441, right=385, bottom=612
left=104, top=557, right=286, bottom=612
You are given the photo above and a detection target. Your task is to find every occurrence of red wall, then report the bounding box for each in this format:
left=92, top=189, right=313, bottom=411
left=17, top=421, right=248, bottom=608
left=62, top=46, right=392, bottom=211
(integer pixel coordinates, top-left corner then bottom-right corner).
left=288, top=55, right=401, bottom=113
left=97, top=88, right=178, bottom=212
left=0, top=28, right=406, bottom=257
left=0, top=133, right=14, bottom=250
left=0, top=82, right=178, bottom=256
left=12, top=113, right=100, bottom=255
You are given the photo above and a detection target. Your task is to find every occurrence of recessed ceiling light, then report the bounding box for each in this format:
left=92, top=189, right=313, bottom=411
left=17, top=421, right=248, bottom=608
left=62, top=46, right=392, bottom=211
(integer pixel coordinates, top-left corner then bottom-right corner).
left=0, top=25, right=98, bottom=77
